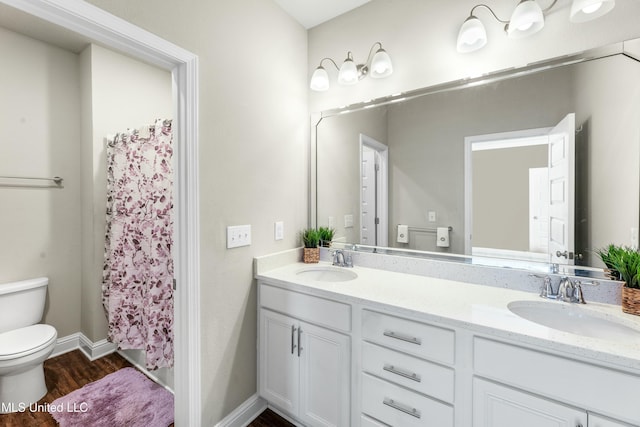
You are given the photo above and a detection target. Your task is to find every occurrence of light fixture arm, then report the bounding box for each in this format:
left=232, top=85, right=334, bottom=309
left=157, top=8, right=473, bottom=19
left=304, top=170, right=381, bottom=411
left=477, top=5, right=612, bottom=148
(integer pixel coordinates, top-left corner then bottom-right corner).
left=363, top=42, right=384, bottom=68
left=468, top=4, right=509, bottom=24
left=316, top=57, right=340, bottom=71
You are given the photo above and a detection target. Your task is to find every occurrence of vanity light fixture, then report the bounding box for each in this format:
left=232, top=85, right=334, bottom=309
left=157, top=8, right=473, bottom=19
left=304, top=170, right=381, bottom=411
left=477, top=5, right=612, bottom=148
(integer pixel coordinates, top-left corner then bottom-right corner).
left=310, top=42, right=393, bottom=92
left=457, top=0, right=615, bottom=53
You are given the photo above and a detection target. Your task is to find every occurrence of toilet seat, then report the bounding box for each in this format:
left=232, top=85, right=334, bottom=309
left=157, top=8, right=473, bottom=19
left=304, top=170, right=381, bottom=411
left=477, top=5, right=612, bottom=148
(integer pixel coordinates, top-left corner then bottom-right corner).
left=0, top=324, right=57, bottom=360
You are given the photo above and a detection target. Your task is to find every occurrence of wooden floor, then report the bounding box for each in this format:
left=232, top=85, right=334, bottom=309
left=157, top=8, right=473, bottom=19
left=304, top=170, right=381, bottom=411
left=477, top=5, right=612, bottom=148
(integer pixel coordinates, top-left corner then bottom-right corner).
left=0, top=349, right=293, bottom=427
left=0, top=350, right=134, bottom=427
left=249, top=408, right=296, bottom=427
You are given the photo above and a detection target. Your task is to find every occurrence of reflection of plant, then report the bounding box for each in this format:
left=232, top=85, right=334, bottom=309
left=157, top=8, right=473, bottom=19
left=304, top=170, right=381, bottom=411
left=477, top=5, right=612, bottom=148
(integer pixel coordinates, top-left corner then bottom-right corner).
left=301, top=228, right=320, bottom=248
left=595, top=244, right=640, bottom=288
left=318, top=227, right=335, bottom=247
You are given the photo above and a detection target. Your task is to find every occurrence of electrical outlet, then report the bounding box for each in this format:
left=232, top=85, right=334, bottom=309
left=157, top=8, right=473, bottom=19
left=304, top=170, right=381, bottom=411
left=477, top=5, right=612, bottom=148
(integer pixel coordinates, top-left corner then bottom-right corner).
left=328, top=216, right=335, bottom=228
left=227, top=225, right=251, bottom=248
left=275, top=221, right=284, bottom=241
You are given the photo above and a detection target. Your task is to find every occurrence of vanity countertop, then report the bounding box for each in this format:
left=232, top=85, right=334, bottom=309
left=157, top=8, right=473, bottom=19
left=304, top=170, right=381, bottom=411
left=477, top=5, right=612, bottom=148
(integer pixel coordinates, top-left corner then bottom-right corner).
left=256, top=261, right=640, bottom=372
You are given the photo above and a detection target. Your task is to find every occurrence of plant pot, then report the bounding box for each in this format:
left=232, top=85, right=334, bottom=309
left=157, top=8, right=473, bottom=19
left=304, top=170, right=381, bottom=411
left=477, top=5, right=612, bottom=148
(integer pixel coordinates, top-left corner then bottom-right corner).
left=303, top=247, right=320, bottom=264
left=621, top=286, right=640, bottom=316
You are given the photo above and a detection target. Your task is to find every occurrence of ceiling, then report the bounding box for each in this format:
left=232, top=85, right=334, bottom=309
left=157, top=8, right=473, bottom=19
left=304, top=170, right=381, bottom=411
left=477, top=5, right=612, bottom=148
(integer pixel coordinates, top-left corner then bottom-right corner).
left=273, top=0, right=371, bottom=29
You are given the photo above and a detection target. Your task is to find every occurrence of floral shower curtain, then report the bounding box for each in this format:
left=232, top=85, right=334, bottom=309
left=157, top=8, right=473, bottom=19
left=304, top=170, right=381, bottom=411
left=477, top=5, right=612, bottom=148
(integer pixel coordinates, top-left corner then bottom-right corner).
left=103, top=118, right=174, bottom=370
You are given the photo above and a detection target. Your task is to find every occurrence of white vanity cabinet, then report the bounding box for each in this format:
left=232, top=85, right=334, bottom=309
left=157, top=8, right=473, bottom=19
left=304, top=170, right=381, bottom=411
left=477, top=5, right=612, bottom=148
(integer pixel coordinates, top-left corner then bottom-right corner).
left=258, top=283, right=351, bottom=427
left=473, top=337, right=640, bottom=427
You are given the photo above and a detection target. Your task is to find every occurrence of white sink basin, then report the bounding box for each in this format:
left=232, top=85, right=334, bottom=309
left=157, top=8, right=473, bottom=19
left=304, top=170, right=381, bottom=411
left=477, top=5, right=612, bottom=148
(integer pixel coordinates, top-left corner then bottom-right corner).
left=508, top=300, right=640, bottom=341
left=296, top=266, right=358, bottom=282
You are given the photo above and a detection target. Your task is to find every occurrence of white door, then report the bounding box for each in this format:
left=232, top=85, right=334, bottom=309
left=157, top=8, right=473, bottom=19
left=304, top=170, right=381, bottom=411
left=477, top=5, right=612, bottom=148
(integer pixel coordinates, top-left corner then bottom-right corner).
left=258, top=309, right=299, bottom=414
left=299, top=321, right=351, bottom=427
left=529, top=167, right=550, bottom=253
left=473, top=378, right=587, bottom=427
left=361, top=147, right=377, bottom=245
left=548, top=113, right=576, bottom=265
left=360, top=134, right=388, bottom=247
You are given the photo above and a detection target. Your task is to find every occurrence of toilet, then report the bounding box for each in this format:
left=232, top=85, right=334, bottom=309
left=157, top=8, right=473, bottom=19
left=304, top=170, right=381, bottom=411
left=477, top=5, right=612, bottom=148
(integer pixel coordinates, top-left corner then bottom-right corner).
left=0, top=277, right=57, bottom=413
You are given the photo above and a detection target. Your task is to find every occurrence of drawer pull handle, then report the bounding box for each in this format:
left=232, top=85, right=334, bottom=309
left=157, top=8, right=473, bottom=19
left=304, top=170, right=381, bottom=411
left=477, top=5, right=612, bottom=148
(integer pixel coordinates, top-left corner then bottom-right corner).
left=291, top=325, right=297, bottom=354
left=383, top=364, right=421, bottom=382
left=383, top=398, right=421, bottom=419
left=297, top=327, right=303, bottom=357
left=383, top=330, right=422, bottom=345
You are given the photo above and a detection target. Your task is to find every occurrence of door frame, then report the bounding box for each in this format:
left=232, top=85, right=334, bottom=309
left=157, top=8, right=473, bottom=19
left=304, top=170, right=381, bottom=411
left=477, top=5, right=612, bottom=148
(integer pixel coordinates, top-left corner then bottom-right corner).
left=359, top=134, right=388, bottom=247
left=1, top=1, right=201, bottom=425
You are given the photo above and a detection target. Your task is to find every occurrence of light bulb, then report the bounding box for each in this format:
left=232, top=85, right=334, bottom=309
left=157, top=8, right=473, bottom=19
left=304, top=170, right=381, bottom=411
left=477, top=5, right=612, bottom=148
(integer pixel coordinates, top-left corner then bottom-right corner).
left=338, top=58, right=358, bottom=85
left=570, top=0, right=615, bottom=22
left=370, top=48, right=393, bottom=78
left=457, top=15, right=487, bottom=53
left=310, top=66, right=329, bottom=91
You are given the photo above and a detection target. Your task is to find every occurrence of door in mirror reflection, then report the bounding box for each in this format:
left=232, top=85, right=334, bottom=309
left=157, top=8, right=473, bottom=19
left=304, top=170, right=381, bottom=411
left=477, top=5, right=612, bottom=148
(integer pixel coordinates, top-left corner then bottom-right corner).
left=466, top=113, right=576, bottom=265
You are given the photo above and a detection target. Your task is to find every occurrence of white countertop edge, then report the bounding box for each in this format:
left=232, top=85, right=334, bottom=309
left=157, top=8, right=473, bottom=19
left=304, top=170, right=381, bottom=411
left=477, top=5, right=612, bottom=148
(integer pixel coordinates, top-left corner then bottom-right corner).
left=256, top=262, right=640, bottom=373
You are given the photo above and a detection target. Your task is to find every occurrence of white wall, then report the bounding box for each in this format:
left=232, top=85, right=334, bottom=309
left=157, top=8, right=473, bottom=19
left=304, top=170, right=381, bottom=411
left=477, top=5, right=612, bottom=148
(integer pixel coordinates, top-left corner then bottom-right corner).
left=84, top=1, right=309, bottom=424
left=308, top=0, right=640, bottom=112
left=0, top=26, right=82, bottom=337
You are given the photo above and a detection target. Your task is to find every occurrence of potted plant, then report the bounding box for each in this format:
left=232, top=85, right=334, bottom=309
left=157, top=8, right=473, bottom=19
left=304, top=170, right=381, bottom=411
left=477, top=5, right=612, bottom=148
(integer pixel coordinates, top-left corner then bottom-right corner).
left=318, top=226, right=335, bottom=248
left=596, top=244, right=640, bottom=315
left=301, top=228, right=320, bottom=263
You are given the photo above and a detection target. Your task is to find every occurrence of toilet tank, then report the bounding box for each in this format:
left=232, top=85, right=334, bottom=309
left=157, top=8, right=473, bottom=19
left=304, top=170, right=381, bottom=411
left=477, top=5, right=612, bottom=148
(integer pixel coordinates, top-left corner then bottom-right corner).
left=0, top=277, right=48, bottom=334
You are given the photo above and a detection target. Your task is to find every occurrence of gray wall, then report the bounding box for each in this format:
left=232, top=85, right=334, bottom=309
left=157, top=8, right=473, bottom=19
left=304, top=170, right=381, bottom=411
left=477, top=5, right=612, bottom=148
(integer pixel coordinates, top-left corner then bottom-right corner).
left=0, top=26, right=82, bottom=338
left=473, top=145, right=548, bottom=251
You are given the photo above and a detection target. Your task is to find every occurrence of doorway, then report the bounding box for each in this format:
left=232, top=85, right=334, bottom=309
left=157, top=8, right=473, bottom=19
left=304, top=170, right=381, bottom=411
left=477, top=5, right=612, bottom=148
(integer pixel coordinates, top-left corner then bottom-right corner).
left=464, top=113, right=576, bottom=265
left=0, top=1, right=201, bottom=425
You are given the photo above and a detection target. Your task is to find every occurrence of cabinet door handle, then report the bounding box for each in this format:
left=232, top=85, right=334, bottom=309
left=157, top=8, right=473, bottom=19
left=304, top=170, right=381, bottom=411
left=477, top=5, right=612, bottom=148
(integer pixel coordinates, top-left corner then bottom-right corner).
left=291, top=325, right=297, bottom=354
left=383, top=330, right=422, bottom=345
left=382, top=397, right=421, bottom=419
left=383, top=364, right=421, bottom=382
left=297, top=327, right=303, bottom=357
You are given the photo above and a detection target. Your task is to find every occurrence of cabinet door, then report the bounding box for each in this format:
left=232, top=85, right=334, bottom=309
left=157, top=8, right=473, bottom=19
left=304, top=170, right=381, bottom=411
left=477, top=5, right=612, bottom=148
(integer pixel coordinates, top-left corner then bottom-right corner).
left=589, top=413, right=636, bottom=427
left=259, top=309, right=299, bottom=415
left=473, top=378, right=588, bottom=427
left=299, top=321, right=351, bottom=427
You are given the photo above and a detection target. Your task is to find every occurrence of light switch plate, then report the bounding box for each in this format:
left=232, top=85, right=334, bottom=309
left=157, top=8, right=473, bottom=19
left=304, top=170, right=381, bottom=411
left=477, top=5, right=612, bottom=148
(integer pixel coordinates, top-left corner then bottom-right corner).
left=227, top=225, right=251, bottom=248
left=275, top=221, right=284, bottom=241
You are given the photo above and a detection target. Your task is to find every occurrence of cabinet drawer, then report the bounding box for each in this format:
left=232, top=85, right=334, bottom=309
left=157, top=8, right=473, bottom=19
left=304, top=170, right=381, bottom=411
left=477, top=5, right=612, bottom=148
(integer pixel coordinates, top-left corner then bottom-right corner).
left=362, top=342, right=454, bottom=403
left=360, top=414, right=389, bottom=427
left=474, top=337, right=640, bottom=425
left=260, top=283, right=351, bottom=332
left=362, top=310, right=454, bottom=364
left=361, top=373, right=454, bottom=427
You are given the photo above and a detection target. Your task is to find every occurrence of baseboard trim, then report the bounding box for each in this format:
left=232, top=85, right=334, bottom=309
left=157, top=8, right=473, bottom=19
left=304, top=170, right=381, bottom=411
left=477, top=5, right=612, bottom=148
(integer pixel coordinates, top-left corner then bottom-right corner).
left=49, top=333, right=117, bottom=361
left=214, top=394, right=267, bottom=427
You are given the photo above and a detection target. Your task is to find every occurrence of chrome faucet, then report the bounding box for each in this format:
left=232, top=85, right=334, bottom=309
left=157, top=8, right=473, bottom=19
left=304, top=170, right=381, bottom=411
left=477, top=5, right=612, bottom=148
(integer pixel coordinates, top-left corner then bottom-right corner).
left=531, top=275, right=596, bottom=304
left=331, top=249, right=353, bottom=267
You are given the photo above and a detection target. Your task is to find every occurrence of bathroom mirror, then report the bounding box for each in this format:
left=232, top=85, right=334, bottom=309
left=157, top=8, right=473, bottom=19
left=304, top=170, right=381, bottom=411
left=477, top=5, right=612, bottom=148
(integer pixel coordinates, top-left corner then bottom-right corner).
left=312, top=38, right=640, bottom=274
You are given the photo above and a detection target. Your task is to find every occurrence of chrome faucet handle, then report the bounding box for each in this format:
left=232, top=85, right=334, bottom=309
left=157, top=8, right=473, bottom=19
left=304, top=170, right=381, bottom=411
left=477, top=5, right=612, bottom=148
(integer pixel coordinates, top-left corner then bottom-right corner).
left=332, top=249, right=345, bottom=266
left=573, top=283, right=586, bottom=304
left=530, top=274, right=555, bottom=299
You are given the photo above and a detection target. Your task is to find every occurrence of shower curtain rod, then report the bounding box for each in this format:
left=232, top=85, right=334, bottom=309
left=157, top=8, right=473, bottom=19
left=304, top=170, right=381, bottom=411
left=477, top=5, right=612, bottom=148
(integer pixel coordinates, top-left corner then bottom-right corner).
left=0, top=175, right=63, bottom=185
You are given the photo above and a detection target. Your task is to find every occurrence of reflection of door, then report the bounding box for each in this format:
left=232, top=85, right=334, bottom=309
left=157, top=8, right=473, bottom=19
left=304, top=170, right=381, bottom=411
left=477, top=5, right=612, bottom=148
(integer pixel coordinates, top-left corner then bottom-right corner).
left=360, top=134, right=388, bottom=246
left=361, top=147, right=377, bottom=245
left=548, top=113, right=576, bottom=265
left=529, top=167, right=549, bottom=253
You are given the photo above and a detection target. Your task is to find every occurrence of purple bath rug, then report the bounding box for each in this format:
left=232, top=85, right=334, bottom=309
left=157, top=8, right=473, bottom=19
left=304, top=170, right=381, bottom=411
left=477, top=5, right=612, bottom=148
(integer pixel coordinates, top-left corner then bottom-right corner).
left=49, top=367, right=174, bottom=427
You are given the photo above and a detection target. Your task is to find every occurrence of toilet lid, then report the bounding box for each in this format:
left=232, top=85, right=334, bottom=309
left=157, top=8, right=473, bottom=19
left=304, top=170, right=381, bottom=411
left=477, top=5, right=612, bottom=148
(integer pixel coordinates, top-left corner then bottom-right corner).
left=0, top=324, right=57, bottom=360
